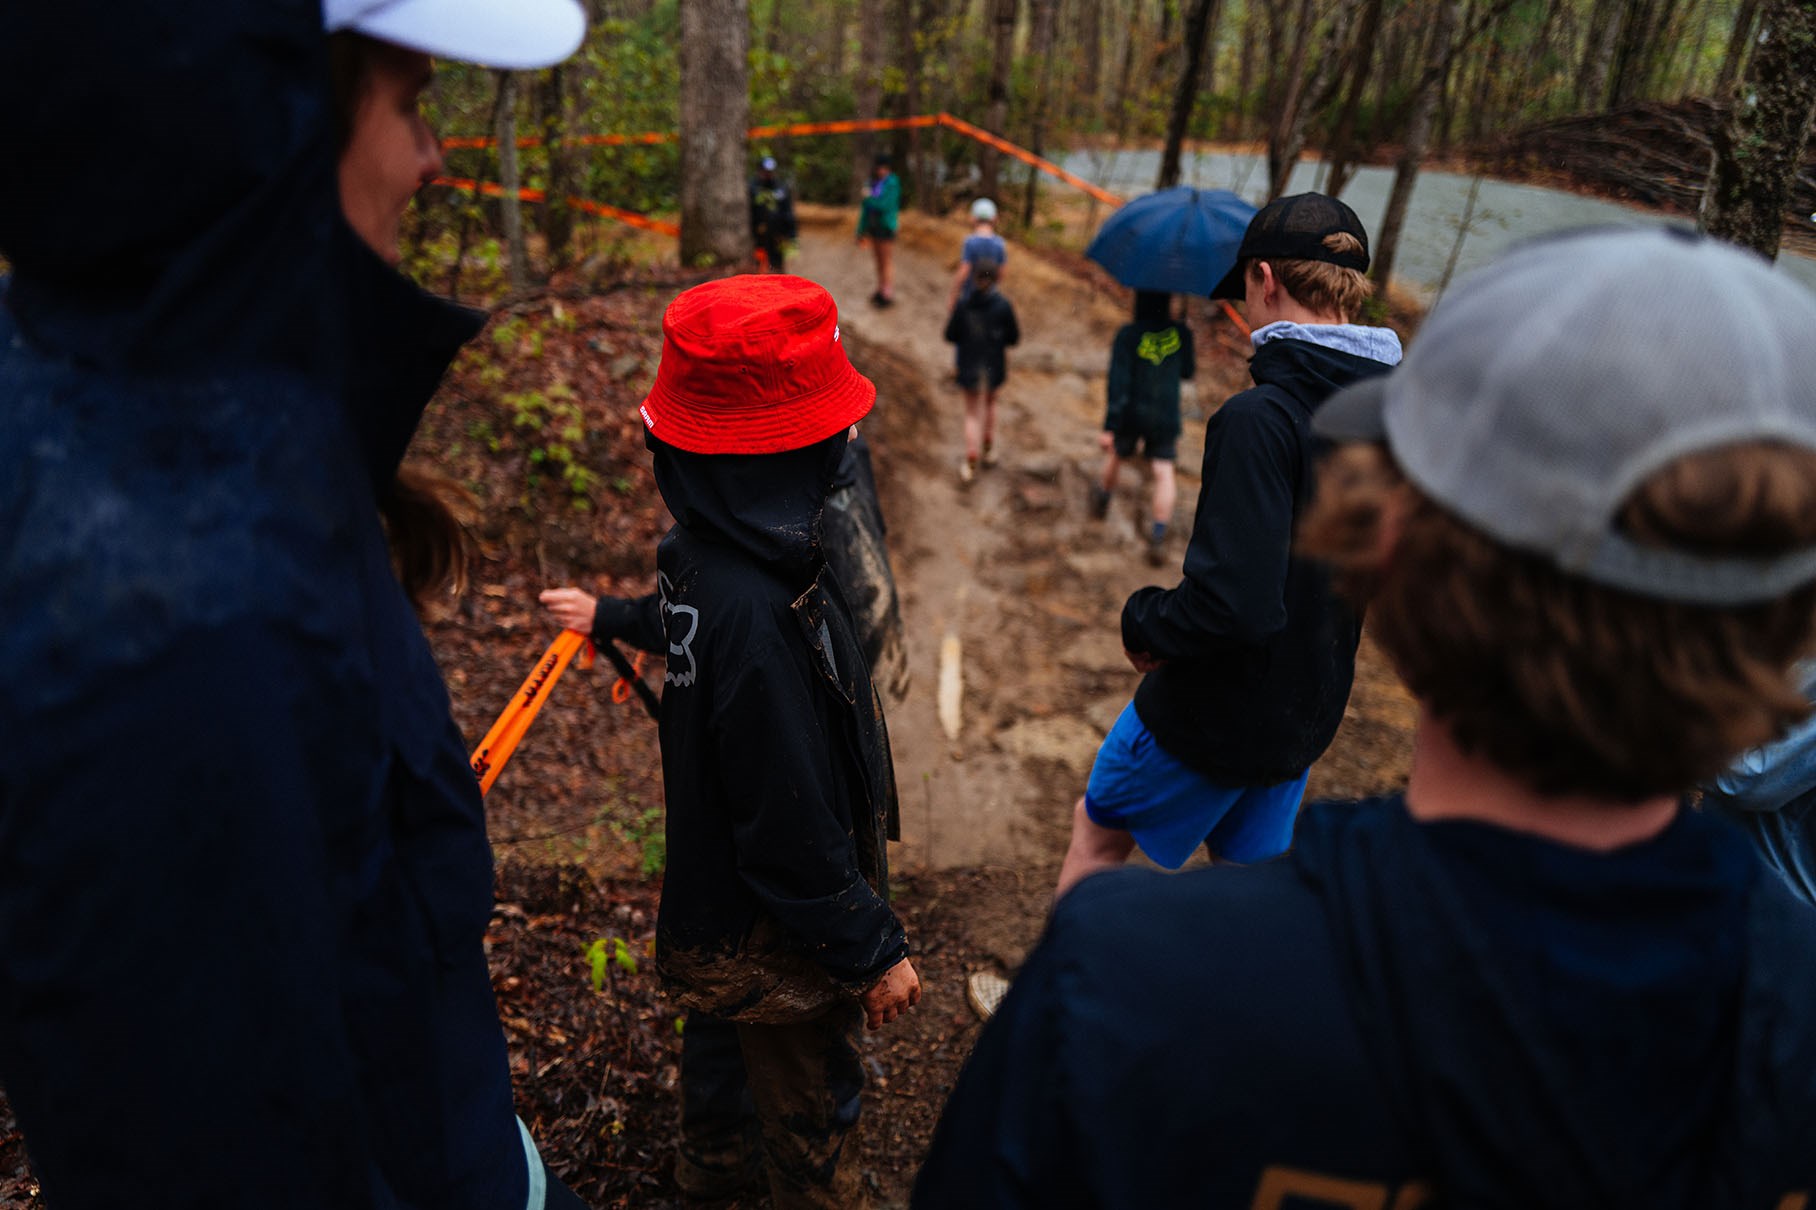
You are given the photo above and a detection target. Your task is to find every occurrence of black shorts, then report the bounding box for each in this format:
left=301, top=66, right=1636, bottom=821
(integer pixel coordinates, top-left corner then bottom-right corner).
left=864, top=226, right=896, bottom=242
left=957, top=365, right=1006, bottom=392
left=1112, top=430, right=1178, bottom=463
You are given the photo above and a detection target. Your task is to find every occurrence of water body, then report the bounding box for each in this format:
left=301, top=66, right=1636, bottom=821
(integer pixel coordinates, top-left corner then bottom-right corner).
left=1056, top=147, right=1816, bottom=298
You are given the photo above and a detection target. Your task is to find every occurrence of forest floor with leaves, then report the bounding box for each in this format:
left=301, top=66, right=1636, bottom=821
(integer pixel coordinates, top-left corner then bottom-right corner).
left=0, top=206, right=1423, bottom=1209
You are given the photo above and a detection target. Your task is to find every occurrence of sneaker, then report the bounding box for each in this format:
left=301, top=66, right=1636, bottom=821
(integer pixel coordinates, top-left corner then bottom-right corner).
left=1146, top=526, right=1169, bottom=567
left=1088, top=484, right=1111, bottom=519
left=876, top=293, right=896, bottom=309
left=959, top=459, right=976, bottom=485
left=869, top=291, right=886, bottom=307
left=981, top=441, right=998, bottom=468
left=967, top=970, right=1011, bottom=1021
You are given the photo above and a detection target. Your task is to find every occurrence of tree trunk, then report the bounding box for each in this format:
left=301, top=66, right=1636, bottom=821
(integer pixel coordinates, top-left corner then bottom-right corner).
left=496, top=72, right=529, bottom=292
left=854, top=0, right=888, bottom=201
left=1267, top=0, right=1364, bottom=199
left=536, top=66, right=578, bottom=272
left=1077, top=0, right=1103, bottom=111
left=1575, top=0, right=1624, bottom=110
left=1022, top=0, right=1062, bottom=223
left=679, top=0, right=751, bottom=265
left=1158, top=0, right=1222, bottom=189
left=1373, top=0, right=1462, bottom=291
left=1699, top=0, right=1816, bottom=258
left=980, top=0, right=1020, bottom=199
left=1712, top=0, right=1762, bottom=98
left=1324, top=0, right=1386, bottom=197
left=1233, top=0, right=1261, bottom=140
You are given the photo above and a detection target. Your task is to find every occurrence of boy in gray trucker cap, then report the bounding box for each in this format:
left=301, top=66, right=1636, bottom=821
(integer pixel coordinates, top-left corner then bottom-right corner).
left=916, top=226, right=1816, bottom=1208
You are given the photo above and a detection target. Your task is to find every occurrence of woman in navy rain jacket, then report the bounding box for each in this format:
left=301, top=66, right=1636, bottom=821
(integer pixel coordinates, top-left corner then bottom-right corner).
left=0, top=1, right=590, bottom=1206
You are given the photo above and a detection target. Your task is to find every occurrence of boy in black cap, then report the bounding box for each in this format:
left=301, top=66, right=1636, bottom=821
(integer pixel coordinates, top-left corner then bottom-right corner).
left=1054, top=194, right=1401, bottom=900
left=920, top=225, right=1816, bottom=1209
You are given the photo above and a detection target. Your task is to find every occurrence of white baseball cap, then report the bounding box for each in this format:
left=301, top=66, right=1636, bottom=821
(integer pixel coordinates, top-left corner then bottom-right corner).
left=324, top=0, right=586, bottom=70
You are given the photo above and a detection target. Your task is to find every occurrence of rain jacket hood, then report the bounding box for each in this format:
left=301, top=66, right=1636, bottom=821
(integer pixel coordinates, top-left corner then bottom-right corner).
left=0, top=1, right=483, bottom=492
left=0, top=5, right=526, bottom=1206
left=650, top=430, right=849, bottom=578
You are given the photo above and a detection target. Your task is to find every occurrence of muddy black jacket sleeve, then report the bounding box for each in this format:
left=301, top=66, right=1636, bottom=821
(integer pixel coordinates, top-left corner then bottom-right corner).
left=1122, top=391, right=1297, bottom=658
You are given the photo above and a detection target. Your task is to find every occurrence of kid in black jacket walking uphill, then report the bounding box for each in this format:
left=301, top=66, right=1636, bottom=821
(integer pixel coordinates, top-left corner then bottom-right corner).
left=1057, top=194, right=1401, bottom=899
left=635, top=276, right=918, bottom=1209
left=943, top=258, right=1020, bottom=483
left=918, top=227, right=1816, bottom=1210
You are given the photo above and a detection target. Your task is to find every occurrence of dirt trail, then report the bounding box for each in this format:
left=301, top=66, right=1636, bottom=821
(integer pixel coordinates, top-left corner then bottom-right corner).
left=790, top=203, right=1417, bottom=964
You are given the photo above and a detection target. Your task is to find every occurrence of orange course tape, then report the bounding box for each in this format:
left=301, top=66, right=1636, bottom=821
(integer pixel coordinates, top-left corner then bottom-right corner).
left=433, top=177, right=681, bottom=236
left=470, top=629, right=589, bottom=796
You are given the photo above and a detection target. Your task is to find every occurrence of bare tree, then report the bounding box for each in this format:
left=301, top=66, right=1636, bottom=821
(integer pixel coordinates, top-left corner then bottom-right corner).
left=1158, top=0, right=1223, bottom=189
left=1022, top=0, right=1063, bottom=223
left=980, top=0, right=1020, bottom=199
left=1712, top=0, right=1762, bottom=99
left=496, top=72, right=529, bottom=292
left=1267, top=0, right=1365, bottom=199
left=1699, top=0, right=1816, bottom=257
left=679, top=0, right=751, bottom=265
left=1323, top=0, right=1386, bottom=197
left=854, top=0, right=888, bottom=200
left=1575, top=0, right=1624, bottom=109
left=1372, top=0, right=1461, bottom=291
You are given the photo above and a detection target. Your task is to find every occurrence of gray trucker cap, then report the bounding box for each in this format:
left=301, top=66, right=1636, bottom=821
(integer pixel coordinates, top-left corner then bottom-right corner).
left=1315, top=226, right=1816, bottom=605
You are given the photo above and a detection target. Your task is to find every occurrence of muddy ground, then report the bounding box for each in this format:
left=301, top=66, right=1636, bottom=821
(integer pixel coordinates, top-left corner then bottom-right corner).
left=0, top=208, right=1417, bottom=1208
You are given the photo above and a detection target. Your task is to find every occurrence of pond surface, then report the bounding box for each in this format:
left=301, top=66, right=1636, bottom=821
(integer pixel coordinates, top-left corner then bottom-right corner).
left=1056, top=147, right=1816, bottom=298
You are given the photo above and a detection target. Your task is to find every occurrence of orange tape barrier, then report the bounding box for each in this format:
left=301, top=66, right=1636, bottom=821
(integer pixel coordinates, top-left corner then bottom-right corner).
left=433, top=176, right=681, bottom=236
left=437, top=114, right=1250, bottom=333
left=470, top=629, right=593, bottom=796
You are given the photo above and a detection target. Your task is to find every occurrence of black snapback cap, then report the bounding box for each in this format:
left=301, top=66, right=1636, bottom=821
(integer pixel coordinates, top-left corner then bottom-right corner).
left=1210, top=192, right=1370, bottom=299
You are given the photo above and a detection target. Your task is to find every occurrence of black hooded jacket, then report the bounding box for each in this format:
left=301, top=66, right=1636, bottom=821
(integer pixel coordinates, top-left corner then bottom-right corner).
left=646, top=434, right=907, bottom=1021
left=0, top=3, right=528, bottom=1207
left=915, top=797, right=1816, bottom=1208
left=1122, top=336, right=1393, bottom=784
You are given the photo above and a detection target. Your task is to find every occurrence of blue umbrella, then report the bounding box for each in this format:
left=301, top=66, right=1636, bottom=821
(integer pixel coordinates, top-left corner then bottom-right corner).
left=1085, top=187, right=1257, bottom=297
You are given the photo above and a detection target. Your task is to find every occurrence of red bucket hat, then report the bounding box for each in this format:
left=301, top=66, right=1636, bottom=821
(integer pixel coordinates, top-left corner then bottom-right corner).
left=638, top=275, right=876, bottom=455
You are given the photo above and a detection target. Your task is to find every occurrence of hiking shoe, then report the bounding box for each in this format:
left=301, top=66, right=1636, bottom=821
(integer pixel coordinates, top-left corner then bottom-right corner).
left=959, top=459, right=976, bottom=486
left=1088, top=484, right=1111, bottom=519
left=967, top=970, right=1011, bottom=1021
left=1146, top=525, right=1169, bottom=567
left=875, top=293, right=895, bottom=309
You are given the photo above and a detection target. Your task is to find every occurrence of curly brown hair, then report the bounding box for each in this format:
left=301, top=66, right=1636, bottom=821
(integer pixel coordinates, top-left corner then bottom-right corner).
left=1299, top=441, right=1816, bottom=801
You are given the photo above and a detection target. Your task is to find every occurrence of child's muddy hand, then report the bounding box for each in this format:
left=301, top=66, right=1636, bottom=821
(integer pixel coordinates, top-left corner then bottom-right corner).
left=862, top=957, right=921, bottom=1030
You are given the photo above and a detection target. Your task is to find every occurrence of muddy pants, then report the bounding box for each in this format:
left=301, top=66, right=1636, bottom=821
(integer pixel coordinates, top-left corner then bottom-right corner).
left=678, top=1005, right=867, bottom=1208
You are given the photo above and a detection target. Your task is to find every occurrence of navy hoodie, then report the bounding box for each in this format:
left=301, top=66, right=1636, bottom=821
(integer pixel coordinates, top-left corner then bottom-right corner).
left=0, top=4, right=530, bottom=1206
left=915, top=797, right=1816, bottom=1208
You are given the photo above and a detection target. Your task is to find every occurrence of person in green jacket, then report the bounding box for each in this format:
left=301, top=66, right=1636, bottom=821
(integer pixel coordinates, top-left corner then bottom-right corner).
left=857, top=154, right=900, bottom=307
left=1092, top=291, right=1195, bottom=564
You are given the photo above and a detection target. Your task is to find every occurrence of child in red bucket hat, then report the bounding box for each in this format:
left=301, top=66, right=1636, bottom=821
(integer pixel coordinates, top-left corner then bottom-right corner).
left=637, top=275, right=919, bottom=1208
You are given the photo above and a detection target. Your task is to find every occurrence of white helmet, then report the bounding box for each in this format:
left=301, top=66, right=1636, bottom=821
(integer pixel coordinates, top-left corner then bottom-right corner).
left=970, top=197, right=998, bottom=223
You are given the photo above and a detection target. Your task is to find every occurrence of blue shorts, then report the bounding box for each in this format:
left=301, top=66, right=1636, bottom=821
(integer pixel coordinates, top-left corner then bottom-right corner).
left=1084, top=703, right=1309, bottom=868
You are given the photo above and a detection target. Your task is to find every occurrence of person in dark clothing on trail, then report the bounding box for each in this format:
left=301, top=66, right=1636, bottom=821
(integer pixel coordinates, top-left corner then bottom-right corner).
left=0, top=1, right=596, bottom=1208
left=1053, top=194, right=1400, bottom=902
left=612, top=275, right=919, bottom=1208
left=943, top=258, right=1020, bottom=485
left=1092, top=290, right=1196, bottom=565
left=917, top=227, right=1816, bottom=1210
left=541, top=434, right=912, bottom=703
left=858, top=154, right=900, bottom=306
left=749, top=155, right=797, bottom=273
